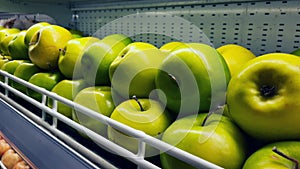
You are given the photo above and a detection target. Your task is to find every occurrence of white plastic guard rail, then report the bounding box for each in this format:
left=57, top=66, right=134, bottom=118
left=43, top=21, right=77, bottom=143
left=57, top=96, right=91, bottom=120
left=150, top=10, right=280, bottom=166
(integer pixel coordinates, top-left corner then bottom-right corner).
left=0, top=70, right=223, bottom=169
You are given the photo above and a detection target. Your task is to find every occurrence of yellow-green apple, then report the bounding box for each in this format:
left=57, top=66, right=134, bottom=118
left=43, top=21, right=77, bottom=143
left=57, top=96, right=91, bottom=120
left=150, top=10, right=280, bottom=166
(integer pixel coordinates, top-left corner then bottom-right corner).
left=1, top=60, right=28, bottom=84
left=8, top=31, right=29, bottom=60
left=28, top=25, right=73, bottom=70
left=108, top=97, right=172, bottom=157
left=160, top=112, right=248, bottom=169
left=243, top=141, right=300, bottom=169
left=155, top=43, right=230, bottom=117
left=58, top=36, right=101, bottom=79
left=12, top=62, right=40, bottom=93
left=27, top=71, right=64, bottom=101
left=0, top=33, right=18, bottom=56
left=69, top=29, right=84, bottom=39
left=0, top=28, right=20, bottom=42
left=48, top=79, right=88, bottom=118
left=72, top=86, right=115, bottom=137
left=159, top=41, right=185, bottom=53
left=227, top=53, right=300, bottom=141
left=81, top=34, right=132, bottom=85
left=24, top=22, right=50, bottom=47
left=217, top=44, right=256, bottom=77
left=109, top=42, right=166, bottom=99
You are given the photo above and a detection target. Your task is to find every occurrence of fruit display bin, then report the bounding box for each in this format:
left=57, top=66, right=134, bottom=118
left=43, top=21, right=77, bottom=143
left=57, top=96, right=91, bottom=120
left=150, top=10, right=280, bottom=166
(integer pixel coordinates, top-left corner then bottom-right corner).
left=0, top=0, right=299, bottom=169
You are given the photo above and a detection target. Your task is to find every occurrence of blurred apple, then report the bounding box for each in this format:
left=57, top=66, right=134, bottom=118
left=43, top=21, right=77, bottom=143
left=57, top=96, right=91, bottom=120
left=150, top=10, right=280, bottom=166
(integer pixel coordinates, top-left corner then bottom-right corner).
left=24, top=22, right=50, bottom=47
left=58, top=36, right=101, bottom=79
left=27, top=71, right=64, bottom=102
left=0, top=33, right=18, bottom=56
left=8, top=31, right=29, bottom=60
left=72, top=86, right=115, bottom=137
left=48, top=79, right=88, bottom=118
left=0, top=28, right=20, bottom=42
left=108, top=97, right=172, bottom=157
left=291, top=48, right=300, bottom=56
left=28, top=25, right=72, bottom=70
left=161, top=112, right=248, bottom=169
left=69, top=29, right=84, bottom=39
left=12, top=62, right=40, bottom=93
left=109, top=42, right=166, bottom=99
left=81, top=34, right=132, bottom=85
left=1, top=60, right=28, bottom=84
left=1, top=149, right=22, bottom=169
left=0, top=139, right=10, bottom=156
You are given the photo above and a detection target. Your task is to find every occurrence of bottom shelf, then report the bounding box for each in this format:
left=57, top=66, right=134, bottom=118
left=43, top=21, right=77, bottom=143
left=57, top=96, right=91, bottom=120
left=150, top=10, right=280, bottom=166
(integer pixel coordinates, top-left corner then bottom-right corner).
left=0, top=98, right=99, bottom=169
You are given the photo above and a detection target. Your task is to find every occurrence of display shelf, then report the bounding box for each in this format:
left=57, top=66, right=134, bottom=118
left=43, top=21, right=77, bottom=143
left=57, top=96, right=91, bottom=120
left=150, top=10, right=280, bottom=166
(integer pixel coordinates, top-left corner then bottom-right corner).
left=0, top=94, right=99, bottom=169
left=0, top=70, right=223, bottom=169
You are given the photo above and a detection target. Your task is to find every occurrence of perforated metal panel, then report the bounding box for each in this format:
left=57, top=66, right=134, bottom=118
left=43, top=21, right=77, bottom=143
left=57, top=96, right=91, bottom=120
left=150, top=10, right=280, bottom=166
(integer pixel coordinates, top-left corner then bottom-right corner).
left=73, top=0, right=300, bottom=55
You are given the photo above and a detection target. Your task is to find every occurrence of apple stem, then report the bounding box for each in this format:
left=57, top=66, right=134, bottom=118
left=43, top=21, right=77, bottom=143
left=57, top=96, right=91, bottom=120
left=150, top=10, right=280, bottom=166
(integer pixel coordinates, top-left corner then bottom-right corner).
left=272, top=146, right=299, bottom=169
left=132, top=95, right=144, bottom=111
left=201, top=111, right=214, bottom=126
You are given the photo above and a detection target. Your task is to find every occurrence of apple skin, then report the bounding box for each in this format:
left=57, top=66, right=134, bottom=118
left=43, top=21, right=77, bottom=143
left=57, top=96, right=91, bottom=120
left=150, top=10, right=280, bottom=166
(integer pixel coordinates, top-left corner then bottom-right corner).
left=227, top=53, right=300, bottom=142
left=109, top=42, right=166, bottom=99
left=155, top=43, right=230, bottom=117
left=48, top=79, right=88, bottom=118
left=0, top=33, right=18, bottom=56
left=160, top=112, right=248, bottom=169
left=69, top=29, right=84, bottom=39
left=217, top=44, right=256, bottom=77
left=12, top=62, right=41, bottom=93
left=291, top=48, right=300, bottom=56
left=1, top=60, right=29, bottom=84
left=108, top=98, right=172, bottom=157
left=58, top=36, right=101, bottom=79
left=80, top=34, right=132, bottom=86
left=27, top=71, right=64, bottom=102
left=72, top=86, right=115, bottom=138
left=24, top=22, right=51, bottom=47
left=0, top=28, right=20, bottom=43
left=8, top=31, right=29, bottom=60
left=159, top=41, right=185, bottom=54
left=28, top=25, right=73, bottom=70
left=243, top=141, right=300, bottom=169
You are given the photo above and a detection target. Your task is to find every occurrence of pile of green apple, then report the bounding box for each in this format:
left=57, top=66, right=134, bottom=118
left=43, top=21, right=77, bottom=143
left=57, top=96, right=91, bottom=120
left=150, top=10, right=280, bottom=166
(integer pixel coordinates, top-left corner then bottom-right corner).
left=1, top=21, right=300, bottom=169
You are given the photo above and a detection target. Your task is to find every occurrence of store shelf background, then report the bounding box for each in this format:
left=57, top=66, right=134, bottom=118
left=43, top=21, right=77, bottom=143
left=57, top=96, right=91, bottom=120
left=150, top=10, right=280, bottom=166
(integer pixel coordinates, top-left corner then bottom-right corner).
left=72, top=0, right=300, bottom=56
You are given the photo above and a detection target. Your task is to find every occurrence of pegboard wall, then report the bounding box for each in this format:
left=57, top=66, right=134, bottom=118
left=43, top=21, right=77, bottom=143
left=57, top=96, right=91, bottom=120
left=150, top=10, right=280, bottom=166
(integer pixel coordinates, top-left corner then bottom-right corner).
left=72, top=0, right=300, bottom=56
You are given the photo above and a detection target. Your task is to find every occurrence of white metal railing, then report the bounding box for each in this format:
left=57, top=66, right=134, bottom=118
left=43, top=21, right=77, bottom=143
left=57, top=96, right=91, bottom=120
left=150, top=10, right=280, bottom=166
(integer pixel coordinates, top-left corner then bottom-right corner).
left=0, top=70, right=223, bottom=169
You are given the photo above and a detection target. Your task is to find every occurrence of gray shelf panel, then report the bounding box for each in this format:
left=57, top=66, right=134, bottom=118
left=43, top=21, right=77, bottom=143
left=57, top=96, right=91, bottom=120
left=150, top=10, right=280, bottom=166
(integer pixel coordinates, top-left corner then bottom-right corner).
left=0, top=99, right=96, bottom=169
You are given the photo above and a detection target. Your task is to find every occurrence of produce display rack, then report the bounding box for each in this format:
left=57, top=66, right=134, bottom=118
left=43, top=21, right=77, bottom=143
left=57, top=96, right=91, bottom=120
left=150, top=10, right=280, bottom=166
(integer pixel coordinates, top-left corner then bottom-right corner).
left=0, top=0, right=299, bottom=169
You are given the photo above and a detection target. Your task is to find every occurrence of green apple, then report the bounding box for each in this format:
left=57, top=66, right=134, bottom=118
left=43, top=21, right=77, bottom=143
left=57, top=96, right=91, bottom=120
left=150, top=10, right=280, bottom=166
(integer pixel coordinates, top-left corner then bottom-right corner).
left=227, top=53, right=300, bottom=142
left=0, top=33, right=18, bottom=56
left=0, top=28, right=20, bottom=43
left=72, top=86, right=115, bottom=137
left=0, top=58, right=10, bottom=68
left=81, top=34, right=132, bottom=85
left=159, top=41, right=185, bottom=54
left=69, top=29, right=84, bottom=39
left=243, top=141, right=300, bottom=169
left=12, top=62, right=40, bottom=93
left=107, top=97, right=172, bottom=157
left=27, top=71, right=64, bottom=101
left=48, top=79, right=88, bottom=118
left=24, top=22, right=51, bottom=47
left=217, top=44, right=256, bottom=77
left=155, top=43, right=230, bottom=117
left=28, top=24, right=73, bottom=70
left=291, top=48, right=300, bottom=56
left=160, top=112, right=248, bottom=169
left=58, top=36, right=101, bottom=79
left=0, top=60, right=28, bottom=85
left=8, top=31, right=29, bottom=60
left=109, top=42, right=166, bottom=99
